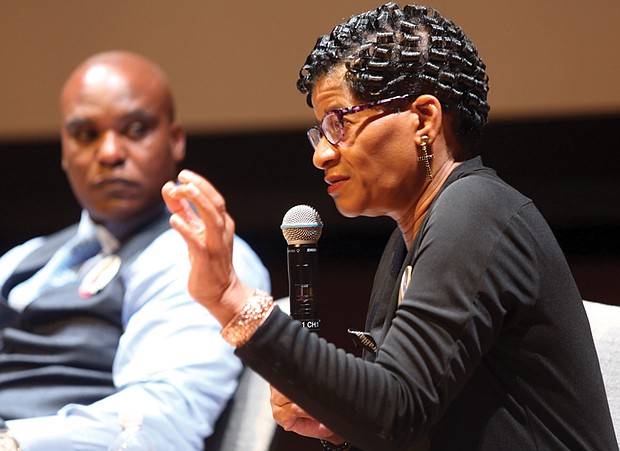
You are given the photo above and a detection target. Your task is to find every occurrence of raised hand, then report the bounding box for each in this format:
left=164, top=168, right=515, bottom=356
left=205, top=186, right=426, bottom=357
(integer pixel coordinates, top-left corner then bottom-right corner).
left=162, top=169, right=253, bottom=325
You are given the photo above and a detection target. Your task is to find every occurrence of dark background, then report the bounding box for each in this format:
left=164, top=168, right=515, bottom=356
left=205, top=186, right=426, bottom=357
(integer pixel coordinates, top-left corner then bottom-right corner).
left=1, top=114, right=619, bottom=449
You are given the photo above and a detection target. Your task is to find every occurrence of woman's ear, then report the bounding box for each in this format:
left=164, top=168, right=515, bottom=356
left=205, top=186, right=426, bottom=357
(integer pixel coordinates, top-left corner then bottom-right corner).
left=409, top=94, right=442, bottom=145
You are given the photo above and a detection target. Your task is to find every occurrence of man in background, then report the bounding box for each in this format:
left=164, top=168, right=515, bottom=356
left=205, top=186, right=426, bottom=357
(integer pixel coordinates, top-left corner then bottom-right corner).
left=0, top=50, right=270, bottom=450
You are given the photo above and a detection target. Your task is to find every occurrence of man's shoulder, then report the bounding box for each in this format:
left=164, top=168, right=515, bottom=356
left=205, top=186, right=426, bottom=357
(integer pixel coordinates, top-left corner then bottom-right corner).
left=130, top=229, right=261, bottom=265
left=231, top=235, right=271, bottom=292
left=0, top=224, right=77, bottom=280
left=231, top=234, right=265, bottom=267
left=133, top=228, right=187, bottom=264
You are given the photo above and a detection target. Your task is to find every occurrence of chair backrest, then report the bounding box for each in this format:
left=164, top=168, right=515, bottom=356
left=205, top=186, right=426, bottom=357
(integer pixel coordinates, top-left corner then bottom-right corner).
left=583, top=300, right=620, bottom=446
left=204, top=298, right=290, bottom=451
left=204, top=365, right=277, bottom=451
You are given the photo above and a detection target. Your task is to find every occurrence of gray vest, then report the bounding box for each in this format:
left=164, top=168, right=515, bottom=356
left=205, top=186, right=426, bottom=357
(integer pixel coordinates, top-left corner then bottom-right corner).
left=0, top=211, right=170, bottom=420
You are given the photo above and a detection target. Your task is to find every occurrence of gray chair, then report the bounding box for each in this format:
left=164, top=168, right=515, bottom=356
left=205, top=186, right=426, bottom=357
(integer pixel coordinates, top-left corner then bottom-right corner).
left=204, top=365, right=277, bottom=451
left=204, top=298, right=289, bottom=451
left=583, top=300, right=620, bottom=446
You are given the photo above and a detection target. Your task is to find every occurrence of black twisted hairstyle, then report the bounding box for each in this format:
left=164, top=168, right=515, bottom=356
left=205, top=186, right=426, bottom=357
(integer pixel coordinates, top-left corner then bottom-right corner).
left=297, top=3, right=490, bottom=150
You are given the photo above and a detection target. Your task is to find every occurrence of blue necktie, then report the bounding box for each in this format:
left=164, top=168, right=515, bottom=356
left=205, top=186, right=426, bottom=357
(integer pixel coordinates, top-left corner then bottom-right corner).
left=8, top=236, right=102, bottom=311
left=47, top=237, right=102, bottom=287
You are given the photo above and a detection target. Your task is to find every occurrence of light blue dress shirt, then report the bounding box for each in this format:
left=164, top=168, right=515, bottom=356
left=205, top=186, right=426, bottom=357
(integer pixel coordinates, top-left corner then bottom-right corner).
left=0, top=211, right=271, bottom=450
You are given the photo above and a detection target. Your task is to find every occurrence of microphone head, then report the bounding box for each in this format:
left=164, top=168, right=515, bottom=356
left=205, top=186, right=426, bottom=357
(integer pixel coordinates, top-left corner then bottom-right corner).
left=281, top=204, right=323, bottom=245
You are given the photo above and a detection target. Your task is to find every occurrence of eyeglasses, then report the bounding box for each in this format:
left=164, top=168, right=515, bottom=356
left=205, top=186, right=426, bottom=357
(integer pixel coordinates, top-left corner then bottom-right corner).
left=306, top=93, right=415, bottom=149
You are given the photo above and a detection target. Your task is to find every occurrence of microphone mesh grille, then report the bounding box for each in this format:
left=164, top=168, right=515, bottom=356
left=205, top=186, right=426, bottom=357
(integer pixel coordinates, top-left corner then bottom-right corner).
left=281, top=204, right=323, bottom=245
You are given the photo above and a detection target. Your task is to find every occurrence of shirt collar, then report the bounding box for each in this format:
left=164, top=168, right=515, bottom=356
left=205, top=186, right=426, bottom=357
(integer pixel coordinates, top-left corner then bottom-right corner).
left=76, top=211, right=120, bottom=255
left=78, top=203, right=167, bottom=255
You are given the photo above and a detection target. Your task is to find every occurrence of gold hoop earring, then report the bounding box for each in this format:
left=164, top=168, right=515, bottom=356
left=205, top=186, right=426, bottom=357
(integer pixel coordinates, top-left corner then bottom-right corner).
left=417, top=135, right=434, bottom=181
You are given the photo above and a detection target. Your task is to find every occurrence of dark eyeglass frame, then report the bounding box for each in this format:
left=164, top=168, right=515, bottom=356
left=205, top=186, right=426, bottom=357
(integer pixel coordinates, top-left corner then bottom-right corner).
left=307, top=93, right=415, bottom=149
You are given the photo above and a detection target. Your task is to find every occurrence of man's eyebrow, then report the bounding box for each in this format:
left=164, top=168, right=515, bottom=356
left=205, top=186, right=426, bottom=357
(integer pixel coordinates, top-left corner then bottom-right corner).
left=120, top=109, right=158, bottom=122
left=63, top=110, right=158, bottom=131
left=64, top=118, right=93, bottom=131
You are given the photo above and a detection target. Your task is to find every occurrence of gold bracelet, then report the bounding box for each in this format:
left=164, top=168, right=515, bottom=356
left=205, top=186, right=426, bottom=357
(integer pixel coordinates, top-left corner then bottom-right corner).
left=221, top=289, right=275, bottom=347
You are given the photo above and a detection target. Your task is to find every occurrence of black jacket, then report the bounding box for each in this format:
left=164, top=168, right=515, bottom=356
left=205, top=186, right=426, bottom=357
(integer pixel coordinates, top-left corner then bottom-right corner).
left=239, top=158, right=617, bottom=450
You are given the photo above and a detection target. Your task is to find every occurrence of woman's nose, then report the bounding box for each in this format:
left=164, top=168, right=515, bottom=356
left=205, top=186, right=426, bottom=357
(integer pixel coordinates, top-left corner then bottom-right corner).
left=312, top=139, right=339, bottom=170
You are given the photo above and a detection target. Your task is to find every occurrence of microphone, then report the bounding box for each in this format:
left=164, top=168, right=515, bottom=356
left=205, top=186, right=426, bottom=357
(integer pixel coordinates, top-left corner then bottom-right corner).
left=281, top=205, right=323, bottom=332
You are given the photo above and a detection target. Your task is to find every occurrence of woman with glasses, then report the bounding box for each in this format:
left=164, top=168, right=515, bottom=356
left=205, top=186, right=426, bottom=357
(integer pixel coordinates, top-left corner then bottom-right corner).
left=162, top=3, right=617, bottom=450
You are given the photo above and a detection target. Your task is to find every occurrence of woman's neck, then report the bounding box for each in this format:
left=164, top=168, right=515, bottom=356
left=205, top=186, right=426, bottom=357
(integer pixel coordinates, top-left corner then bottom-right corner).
left=397, top=160, right=461, bottom=249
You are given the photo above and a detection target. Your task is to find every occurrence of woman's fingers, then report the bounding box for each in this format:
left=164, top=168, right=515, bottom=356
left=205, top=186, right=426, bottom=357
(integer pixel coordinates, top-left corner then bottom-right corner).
left=177, top=170, right=227, bottom=228
left=170, top=171, right=233, bottom=248
left=269, top=386, right=341, bottom=441
left=161, top=171, right=240, bottom=310
left=162, top=181, right=205, bottom=246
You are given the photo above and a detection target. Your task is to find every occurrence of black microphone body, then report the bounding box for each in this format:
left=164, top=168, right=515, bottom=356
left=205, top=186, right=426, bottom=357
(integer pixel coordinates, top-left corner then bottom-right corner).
left=281, top=205, right=323, bottom=332
left=287, top=243, right=320, bottom=331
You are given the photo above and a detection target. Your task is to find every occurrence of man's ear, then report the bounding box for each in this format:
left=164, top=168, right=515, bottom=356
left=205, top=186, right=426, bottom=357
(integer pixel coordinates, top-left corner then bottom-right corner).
left=169, top=122, right=186, bottom=163
left=409, top=94, right=443, bottom=144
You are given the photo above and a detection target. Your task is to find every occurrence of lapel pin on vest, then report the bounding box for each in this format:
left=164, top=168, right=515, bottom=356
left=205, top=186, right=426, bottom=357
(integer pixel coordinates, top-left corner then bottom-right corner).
left=78, top=255, right=122, bottom=299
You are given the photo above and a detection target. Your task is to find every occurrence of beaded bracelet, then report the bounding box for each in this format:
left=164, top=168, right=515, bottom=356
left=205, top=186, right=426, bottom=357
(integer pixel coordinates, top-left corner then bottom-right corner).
left=320, top=439, right=350, bottom=450
left=221, top=289, right=275, bottom=347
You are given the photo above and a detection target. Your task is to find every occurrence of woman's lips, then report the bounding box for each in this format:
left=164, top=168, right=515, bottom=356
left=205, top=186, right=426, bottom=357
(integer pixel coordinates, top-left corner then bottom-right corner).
left=325, top=176, right=348, bottom=196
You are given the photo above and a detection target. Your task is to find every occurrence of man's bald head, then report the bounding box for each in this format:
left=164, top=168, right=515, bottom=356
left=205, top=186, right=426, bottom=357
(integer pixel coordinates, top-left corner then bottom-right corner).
left=60, top=50, right=176, bottom=122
